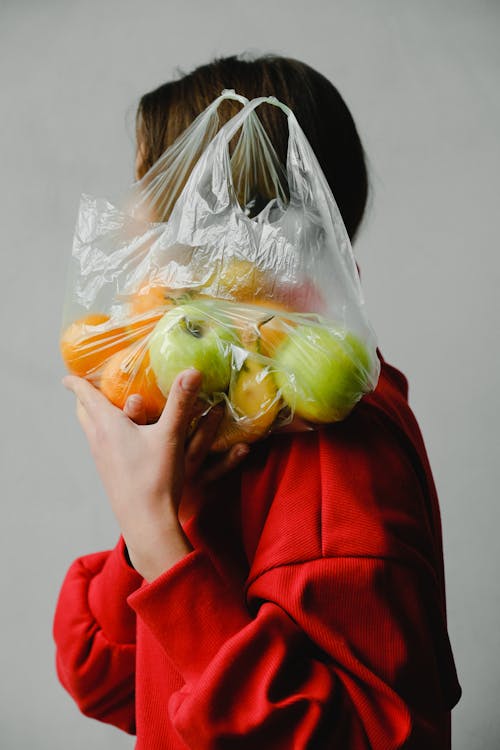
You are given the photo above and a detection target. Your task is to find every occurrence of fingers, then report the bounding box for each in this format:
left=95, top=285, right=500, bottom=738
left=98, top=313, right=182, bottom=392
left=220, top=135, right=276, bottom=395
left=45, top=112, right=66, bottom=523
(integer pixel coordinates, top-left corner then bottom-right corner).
left=187, top=399, right=211, bottom=438
left=62, top=375, right=118, bottom=419
left=200, top=443, right=249, bottom=485
left=124, top=394, right=148, bottom=425
left=63, top=375, right=130, bottom=453
left=75, top=397, right=96, bottom=442
left=156, top=370, right=203, bottom=462
left=185, top=405, right=224, bottom=478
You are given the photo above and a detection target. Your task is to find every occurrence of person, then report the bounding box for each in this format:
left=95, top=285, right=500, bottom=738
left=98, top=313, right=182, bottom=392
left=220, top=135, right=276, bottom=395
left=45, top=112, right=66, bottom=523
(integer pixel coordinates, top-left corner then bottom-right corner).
left=53, top=55, right=461, bottom=749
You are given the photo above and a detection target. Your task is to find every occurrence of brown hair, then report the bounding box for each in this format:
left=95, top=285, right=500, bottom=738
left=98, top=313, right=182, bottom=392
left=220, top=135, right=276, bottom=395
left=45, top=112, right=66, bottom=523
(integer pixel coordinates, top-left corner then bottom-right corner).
left=136, top=55, right=369, bottom=240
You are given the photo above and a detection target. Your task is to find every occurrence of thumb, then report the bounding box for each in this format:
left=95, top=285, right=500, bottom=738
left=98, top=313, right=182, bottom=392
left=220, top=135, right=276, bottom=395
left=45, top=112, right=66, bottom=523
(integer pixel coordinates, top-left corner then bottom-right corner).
left=157, top=369, right=203, bottom=444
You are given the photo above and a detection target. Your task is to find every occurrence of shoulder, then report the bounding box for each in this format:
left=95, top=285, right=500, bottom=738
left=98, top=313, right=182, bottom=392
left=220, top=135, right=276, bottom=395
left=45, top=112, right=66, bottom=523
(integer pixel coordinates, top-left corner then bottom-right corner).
left=242, top=358, right=442, bottom=577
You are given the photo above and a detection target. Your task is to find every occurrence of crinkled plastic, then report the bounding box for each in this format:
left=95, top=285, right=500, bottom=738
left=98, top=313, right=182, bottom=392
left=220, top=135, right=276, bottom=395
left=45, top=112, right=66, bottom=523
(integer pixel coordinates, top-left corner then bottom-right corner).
left=61, top=91, right=380, bottom=450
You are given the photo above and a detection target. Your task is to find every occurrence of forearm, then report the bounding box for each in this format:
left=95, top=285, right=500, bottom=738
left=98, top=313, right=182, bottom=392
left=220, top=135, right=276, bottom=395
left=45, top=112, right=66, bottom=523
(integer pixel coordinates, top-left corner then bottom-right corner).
left=126, top=553, right=456, bottom=749
left=125, top=520, right=194, bottom=582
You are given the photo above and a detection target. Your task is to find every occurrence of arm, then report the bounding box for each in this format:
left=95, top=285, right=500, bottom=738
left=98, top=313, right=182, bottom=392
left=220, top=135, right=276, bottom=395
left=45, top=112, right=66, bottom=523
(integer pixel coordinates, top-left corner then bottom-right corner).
left=53, top=537, right=142, bottom=734
left=55, top=370, right=248, bottom=733
left=128, top=546, right=455, bottom=750
left=126, top=401, right=461, bottom=750
left=59, top=364, right=460, bottom=746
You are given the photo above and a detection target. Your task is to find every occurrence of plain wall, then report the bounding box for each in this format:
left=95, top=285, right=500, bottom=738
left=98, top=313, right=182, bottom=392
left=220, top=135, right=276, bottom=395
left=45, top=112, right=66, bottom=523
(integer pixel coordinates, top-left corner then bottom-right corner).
left=1, top=0, right=498, bottom=748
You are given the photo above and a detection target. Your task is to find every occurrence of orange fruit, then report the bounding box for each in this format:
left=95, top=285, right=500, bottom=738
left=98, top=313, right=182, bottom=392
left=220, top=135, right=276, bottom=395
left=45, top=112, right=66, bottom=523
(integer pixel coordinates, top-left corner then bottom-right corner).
left=258, top=316, right=293, bottom=357
left=126, top=280, right=176, bottom=344
left=129, top=281, right=173, bottom=317
left=126, top=310, right=166, bottom=340
left=252, top=298, right=293, bottom=312
left=60, top=314, right=130, bottom=380
left=99, top=343, right=166, bottom=423
left=222, top=298, right=290, bottom=340
left=245, top=300, right=296, bottom=358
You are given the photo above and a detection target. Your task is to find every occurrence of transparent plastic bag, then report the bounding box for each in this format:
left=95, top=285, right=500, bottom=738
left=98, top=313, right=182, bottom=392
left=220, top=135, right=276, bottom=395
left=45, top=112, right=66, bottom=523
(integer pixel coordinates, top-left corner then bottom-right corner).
left=61, top=92, right=380, bottom=449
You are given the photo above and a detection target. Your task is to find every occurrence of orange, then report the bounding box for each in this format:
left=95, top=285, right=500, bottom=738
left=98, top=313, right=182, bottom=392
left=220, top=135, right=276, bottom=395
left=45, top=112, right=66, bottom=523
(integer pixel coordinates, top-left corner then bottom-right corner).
left=126, top=280, right=175, bottom=345
left=223, top=298, right=290, bottom=341
left=126, top=310, right=166, bottom=340
left=129, top=281, right=173, bottom=317
left=60, top=313, right=130, bottom=380
left=99, top=343, right=166, bottom=423
left=258, top=316, right=293, bottom=357
left=252, top=298, right=293, bottom=313
left=246, top=300, right=296, bottom=358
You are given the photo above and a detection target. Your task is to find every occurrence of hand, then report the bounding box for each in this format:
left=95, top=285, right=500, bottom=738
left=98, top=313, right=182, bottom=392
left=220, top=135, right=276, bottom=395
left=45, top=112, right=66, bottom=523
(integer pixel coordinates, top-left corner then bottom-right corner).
left=123, top=394, right=250, bottom=487
left=63, top=369, right=210, bottom=581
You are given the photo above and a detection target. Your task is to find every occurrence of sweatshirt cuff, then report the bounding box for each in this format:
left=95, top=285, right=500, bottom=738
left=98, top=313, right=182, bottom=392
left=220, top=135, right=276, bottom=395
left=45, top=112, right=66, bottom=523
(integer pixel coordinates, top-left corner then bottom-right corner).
left=127, top=548, right=252, bottom=683
left=88, top=537, right=143, bottom=645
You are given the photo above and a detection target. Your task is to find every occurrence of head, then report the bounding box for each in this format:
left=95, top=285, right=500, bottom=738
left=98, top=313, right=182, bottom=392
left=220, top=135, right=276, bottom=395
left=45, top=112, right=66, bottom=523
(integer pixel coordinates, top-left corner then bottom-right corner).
left=136, top=55, right=369, bottom=241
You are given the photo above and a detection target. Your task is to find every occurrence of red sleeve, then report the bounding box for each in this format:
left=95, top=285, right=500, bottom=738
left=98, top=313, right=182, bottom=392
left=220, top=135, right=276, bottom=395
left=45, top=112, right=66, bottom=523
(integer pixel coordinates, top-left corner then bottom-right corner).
left=128, top=544, right=453, bottom=749
left=53, top=537, right=142, bottom=734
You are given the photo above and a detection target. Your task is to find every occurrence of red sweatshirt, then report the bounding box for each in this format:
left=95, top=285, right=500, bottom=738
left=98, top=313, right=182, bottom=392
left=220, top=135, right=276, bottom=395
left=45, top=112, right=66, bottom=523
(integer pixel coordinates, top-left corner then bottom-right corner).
left=53, top=358, right=461, bottom=749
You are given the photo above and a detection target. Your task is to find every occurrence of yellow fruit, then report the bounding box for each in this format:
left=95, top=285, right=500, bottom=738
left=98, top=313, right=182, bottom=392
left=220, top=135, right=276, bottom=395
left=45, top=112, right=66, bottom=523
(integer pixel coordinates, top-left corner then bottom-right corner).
left=216, top=259, right=269, bottom=301
left=212, top=334, right=281, bottom=451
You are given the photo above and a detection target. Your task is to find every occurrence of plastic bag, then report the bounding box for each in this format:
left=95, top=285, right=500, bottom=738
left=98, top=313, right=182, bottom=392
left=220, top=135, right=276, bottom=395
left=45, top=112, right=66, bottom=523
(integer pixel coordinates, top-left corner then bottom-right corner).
left=61, top=91, right=380, bottom=450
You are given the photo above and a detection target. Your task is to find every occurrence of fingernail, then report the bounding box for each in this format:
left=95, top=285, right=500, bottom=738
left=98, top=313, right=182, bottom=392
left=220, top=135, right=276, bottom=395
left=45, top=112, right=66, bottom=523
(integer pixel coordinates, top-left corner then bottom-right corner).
left=236, top=445, right=250, bottom=458
left=126, top=394, right=143, bottom=409
left=180, top=369, right=202, bottom=393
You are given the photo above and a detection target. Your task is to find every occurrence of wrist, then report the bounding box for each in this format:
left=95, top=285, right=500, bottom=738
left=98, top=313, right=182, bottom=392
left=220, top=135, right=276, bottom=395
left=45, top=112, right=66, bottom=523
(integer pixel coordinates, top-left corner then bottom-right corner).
left=126, top=524, right=194, bottom=582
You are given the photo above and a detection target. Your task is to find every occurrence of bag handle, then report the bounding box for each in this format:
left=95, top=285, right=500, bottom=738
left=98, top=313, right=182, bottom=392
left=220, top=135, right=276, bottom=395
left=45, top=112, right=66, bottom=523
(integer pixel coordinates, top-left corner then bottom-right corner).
left=131, top=89, right=251, bottom=221
left=180, top=96, right=315, bottom=214
left=172, top=95, right=361, bottom=294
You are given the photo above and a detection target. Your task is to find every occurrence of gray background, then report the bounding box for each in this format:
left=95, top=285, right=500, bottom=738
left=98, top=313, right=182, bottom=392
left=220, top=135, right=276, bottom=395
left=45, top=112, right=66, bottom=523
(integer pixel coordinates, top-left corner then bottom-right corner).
left=1, top=0, right=498, bottom=748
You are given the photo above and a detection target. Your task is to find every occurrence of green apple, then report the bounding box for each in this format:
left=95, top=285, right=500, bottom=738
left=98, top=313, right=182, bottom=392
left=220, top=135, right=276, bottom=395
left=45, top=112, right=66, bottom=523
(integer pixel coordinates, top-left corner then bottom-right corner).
left=273, top=324, right=372, bottom=423
left=148, top=301, right=238, bottom=398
